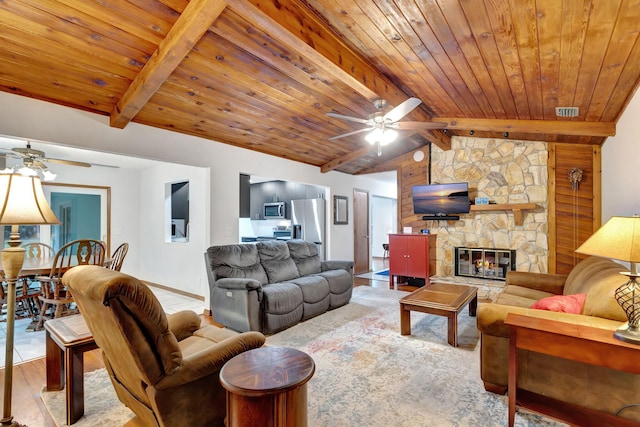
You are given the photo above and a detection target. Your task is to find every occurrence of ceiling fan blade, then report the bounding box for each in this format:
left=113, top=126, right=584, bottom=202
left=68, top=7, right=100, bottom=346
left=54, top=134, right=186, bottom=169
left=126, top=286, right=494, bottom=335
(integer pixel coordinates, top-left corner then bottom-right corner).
left=0, top=152, right=20, bottom=159
left=328, top=127, right=374, bottom=141
left=326, top=112, right=370, bottom=125
left=384, top=97, right=422, bottom=123
left=32, top=160, right=48, bottom=169
left=88, top=162, right=120, bottom=169
left=392, top=121, right=448, bottom=130
left=43, top=157, right=92, bottom=167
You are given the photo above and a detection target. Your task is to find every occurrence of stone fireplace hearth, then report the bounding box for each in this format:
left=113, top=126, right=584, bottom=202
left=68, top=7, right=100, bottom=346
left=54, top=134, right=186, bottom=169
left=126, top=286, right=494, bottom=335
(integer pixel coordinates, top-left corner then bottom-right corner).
left=429, top=137, right=548, bottom=276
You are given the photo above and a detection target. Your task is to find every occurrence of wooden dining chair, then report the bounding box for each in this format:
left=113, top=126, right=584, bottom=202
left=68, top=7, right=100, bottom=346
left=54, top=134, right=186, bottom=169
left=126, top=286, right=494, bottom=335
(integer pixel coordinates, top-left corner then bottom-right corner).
left=108, top=242, right=129, bottom=271
left=36, top=239, right=106, bottom=330
left=23, top=242, right=54, bottom=260
left=13, top=243, right=56, bottom=321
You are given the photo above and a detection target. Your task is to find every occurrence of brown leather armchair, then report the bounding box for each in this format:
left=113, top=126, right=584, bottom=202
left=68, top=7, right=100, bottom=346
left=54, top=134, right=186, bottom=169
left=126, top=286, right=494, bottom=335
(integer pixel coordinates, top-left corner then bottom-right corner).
left=63, top=265, right=266, bottom=427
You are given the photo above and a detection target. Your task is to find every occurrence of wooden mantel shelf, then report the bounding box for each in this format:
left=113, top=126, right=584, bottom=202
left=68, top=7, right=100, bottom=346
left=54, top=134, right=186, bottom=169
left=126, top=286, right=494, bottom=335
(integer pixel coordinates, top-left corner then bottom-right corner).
left=469, top=203, right=537, bottom=226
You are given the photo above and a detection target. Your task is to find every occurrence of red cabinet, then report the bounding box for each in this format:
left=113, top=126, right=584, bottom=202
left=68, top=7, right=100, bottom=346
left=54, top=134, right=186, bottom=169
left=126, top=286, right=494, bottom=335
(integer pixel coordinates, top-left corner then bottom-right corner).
left=388, top=234, right=437, bottom=288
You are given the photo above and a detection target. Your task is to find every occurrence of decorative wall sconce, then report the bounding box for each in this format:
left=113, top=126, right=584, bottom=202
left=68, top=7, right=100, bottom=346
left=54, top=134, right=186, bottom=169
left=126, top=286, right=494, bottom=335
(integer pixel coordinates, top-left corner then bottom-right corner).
left=569, top=167, right=583, bottom=190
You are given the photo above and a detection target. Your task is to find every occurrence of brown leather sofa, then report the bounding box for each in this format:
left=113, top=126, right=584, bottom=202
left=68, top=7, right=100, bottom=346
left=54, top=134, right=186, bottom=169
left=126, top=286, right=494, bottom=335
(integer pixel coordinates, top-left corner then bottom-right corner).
left=477, top=256, right=640, bottom=421
left=63, top=265, right=266, bottom=427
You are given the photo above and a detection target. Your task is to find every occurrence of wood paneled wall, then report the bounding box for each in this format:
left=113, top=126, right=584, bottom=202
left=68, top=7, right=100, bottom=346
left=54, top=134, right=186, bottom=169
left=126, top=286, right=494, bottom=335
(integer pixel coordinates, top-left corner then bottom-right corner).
left=397, top=150, right=430, bottom=233
left=548, top=143, right=601, bottom=274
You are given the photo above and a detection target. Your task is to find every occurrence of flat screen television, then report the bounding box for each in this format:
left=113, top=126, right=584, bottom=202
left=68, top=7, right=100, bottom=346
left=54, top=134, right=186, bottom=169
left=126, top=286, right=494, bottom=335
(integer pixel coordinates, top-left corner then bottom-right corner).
left=412, top=182, right=470, bottom=216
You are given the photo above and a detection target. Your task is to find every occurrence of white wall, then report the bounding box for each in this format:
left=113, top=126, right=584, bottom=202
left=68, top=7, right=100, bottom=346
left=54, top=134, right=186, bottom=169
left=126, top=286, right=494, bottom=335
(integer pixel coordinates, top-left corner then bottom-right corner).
left=22, top=160, right=144, bottom=279
left=139, top=163, right=209, bottom=296
left=602, top=88, right=640, bottom=221
left=0, top=91, right=396, bottom=302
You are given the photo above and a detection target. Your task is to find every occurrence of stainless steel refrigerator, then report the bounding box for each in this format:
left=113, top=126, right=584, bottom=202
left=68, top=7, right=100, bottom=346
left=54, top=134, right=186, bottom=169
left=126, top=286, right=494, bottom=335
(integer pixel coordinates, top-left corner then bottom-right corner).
left=291, top=198, right=326, bottom=260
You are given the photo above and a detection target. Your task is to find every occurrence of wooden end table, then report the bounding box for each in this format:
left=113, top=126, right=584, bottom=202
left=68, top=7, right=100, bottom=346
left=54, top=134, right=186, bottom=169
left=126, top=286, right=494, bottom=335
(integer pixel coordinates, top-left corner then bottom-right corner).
left=44, top=314, right=98, bottom=425
left=505, top=313, right=640, bottom=427
left=399, top=283, right=477, bottom=347
left=220, top=347, right=315, bottom=427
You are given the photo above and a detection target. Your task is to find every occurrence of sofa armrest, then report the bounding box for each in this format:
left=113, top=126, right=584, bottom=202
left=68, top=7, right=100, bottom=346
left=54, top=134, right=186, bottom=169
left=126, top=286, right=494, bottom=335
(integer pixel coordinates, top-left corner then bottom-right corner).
left=322, top=260, right=354, bottom=274
left=155, top=331, right=266, bottom=388
left=211, top=278, right=263, bottom=332
left=214, top=277, right=263, bottom=292
left=167, top=310, right=202, bottom=341
left=505, top=271, right=568, bottom=294
left=477, top=302, right=624, bottom=338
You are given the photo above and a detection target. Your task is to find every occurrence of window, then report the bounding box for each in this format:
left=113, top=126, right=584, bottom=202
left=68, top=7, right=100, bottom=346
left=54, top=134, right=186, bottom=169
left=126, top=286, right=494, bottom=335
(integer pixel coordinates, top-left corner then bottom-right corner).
left=2, top=183, right=110, bottom=252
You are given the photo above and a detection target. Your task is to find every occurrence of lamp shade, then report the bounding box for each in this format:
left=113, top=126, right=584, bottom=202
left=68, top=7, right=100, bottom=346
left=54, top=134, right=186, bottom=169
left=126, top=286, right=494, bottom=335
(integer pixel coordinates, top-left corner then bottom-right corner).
left=575, top=215, right=640, bottom=263
left=0, top=174, right=60, bottom=225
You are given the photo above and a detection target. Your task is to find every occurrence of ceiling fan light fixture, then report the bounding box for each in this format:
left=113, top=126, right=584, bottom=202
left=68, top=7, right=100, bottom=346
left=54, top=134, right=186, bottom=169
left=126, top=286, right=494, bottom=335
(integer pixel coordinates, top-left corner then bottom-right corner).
left=17, top=165, right=37, bottom=177
left=42, top=170, right=57, bottom=181
left=1, top=162, right=57, bottom=181
left=365, top=128, right=398, bottom=146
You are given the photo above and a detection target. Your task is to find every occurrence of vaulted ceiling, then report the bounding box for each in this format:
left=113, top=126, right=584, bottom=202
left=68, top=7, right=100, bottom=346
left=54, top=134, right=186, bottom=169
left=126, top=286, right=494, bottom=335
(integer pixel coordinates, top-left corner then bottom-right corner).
left=1, top=0, right=638, bottom=175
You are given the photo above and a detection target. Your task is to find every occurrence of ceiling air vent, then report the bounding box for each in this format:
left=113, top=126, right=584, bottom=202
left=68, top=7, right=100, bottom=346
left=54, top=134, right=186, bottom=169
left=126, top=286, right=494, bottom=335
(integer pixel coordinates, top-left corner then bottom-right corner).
left=555, top=107, right=579, bottom=117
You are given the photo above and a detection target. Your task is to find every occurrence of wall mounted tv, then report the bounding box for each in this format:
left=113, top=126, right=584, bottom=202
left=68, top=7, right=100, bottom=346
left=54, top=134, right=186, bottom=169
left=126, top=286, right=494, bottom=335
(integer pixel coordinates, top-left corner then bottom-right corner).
left=412, top=182, right=470, bottom=219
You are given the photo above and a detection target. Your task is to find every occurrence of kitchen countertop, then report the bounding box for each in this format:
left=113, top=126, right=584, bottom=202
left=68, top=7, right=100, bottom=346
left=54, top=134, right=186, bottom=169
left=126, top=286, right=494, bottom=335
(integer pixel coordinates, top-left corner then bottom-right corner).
left=241, top=236, right=291, bottom=242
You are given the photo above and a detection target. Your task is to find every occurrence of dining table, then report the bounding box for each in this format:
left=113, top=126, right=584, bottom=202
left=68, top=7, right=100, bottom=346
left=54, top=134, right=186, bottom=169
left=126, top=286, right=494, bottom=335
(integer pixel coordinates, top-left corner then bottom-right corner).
left=0, top=255, right=113, bottom=276
left=0, top=255, right=111, bottom=331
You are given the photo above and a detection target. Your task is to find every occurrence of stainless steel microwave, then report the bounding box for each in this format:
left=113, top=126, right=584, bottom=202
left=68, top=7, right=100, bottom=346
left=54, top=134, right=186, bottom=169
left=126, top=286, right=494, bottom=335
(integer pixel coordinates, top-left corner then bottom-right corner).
left=263, top=202, right=286, bottom=219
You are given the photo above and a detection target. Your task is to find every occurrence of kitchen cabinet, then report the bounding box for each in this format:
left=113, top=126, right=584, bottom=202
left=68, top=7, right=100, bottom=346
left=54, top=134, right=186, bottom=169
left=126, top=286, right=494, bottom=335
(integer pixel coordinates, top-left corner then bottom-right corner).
left=248, top=180, right=327, bottom=220
left=388, top=234, right=437, bottom=288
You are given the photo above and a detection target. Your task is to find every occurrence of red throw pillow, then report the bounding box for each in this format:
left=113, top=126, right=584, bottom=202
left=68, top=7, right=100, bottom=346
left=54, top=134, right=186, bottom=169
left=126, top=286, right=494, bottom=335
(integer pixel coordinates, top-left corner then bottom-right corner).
left=530, top=294, right=587, bottom=314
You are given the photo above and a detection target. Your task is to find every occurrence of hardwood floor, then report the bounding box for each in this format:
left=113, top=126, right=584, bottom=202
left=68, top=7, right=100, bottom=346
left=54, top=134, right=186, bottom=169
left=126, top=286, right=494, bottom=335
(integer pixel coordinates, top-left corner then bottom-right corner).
left=1, top=257, right=415, bottom=425
left=1, top=349, right=104, bottom=426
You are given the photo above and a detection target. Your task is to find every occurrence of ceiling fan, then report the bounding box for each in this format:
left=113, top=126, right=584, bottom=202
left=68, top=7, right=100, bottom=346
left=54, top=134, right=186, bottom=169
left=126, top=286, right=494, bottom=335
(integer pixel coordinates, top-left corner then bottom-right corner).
left=0, top=142, right=114, bottom=181
left=326, top=97, right=447, bottom=155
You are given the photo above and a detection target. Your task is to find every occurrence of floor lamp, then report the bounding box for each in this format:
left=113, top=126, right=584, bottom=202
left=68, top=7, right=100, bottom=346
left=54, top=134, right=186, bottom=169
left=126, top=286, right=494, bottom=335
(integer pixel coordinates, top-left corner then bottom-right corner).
left=0, top=174, right=60, bottom=427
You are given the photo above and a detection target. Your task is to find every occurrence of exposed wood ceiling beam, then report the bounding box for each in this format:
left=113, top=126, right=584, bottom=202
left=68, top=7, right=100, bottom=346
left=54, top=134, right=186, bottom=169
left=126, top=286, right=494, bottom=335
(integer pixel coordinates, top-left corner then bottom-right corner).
left=110, top=0, right=227, bottom=129
left=435, top=118, right=616, bottom=137
left=356, top=152, right=417, bottom=175
left=320, top=146, right=373, bottom=173
left=231, top=0, right=451, bottom=152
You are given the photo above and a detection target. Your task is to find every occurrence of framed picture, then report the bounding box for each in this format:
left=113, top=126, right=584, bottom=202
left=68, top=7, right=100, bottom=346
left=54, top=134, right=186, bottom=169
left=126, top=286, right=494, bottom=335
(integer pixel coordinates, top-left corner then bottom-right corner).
left=334, top=195, right=348, bottom=225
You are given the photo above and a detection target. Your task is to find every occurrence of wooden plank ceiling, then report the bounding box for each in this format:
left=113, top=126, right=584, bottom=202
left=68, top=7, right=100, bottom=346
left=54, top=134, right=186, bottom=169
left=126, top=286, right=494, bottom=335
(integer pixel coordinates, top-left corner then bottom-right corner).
left=0, top=0, right=638, bottom=175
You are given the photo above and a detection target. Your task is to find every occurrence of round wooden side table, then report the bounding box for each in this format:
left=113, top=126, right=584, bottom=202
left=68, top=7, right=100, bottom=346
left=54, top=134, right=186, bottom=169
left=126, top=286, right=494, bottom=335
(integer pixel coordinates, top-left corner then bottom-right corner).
left=220, top=346, right=315, bottom=427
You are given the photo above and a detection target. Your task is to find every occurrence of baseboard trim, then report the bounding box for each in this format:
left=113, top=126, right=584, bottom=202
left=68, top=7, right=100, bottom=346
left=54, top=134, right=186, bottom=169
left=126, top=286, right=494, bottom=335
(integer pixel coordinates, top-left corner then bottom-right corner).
left=141, top=280, right=204, bottom=301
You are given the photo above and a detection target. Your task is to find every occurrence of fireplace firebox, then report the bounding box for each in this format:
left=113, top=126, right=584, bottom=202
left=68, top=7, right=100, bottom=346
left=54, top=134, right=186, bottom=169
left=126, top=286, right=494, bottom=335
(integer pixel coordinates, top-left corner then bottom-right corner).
left=455, top=247, right=516, bottom=281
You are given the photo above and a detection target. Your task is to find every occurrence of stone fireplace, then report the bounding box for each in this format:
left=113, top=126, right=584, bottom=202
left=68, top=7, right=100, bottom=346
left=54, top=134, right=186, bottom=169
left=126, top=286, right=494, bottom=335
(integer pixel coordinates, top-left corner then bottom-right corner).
left=429, top=137, right=548, bottom=277
left=454, top=247, right=516, bottom=281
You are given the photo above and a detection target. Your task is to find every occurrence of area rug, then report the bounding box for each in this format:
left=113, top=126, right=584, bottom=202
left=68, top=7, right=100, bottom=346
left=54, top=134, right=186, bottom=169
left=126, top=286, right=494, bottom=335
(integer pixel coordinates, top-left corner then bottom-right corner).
left=266, top=286, right=565, bottom=427
left=40, top=369, right=135, bottom=426
left=41, top=286, right=565, bottom=426
left=374, top=268, right=389, bottom=276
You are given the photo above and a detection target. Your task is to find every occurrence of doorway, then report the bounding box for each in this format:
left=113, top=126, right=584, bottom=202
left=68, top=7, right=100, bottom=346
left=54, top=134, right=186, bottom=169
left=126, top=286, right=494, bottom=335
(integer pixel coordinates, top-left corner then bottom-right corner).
left=353, top=188, right=369, bottom=274
left=371, top=196, right=397, bottom=259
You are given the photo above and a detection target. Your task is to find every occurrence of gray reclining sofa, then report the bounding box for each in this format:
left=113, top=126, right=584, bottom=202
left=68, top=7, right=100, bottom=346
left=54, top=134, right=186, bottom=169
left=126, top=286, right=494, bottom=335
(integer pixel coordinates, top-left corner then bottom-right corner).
left=205, top=239, right=354, bottom=334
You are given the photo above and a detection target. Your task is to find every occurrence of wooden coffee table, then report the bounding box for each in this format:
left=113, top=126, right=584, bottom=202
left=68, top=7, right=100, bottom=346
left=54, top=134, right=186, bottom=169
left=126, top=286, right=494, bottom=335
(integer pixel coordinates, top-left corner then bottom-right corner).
left=399, top=283, right=477, bottom=346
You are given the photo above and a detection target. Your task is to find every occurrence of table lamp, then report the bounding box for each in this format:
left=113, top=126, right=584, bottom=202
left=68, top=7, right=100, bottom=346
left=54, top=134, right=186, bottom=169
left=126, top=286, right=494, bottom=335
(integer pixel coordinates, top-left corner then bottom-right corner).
left=575, top=215, right=640, bottom=344
left=0, top=174, right=60, bottom=427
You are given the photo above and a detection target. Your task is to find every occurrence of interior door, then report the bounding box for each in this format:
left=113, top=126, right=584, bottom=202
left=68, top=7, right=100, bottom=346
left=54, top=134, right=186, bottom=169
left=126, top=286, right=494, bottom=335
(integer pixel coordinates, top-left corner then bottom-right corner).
left=353, top=188, right=369, bottom=274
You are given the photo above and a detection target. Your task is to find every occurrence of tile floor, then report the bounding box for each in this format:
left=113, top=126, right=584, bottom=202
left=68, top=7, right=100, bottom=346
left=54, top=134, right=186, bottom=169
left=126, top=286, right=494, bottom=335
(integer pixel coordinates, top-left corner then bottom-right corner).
left=0, top=285, right=205, bottom=368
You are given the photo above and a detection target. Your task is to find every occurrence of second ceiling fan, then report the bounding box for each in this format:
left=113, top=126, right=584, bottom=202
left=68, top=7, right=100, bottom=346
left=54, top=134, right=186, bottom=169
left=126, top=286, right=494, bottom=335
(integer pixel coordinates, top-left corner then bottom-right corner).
left=326, top=97, right=446, bottom=155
